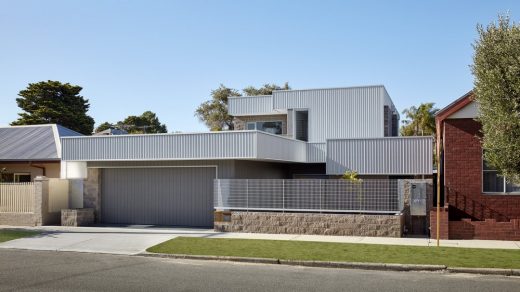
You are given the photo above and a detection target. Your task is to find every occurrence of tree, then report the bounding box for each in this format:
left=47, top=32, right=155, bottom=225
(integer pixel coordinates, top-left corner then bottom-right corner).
left=472, top=14, right=520, bottom=184
left=95, top=122, right=114, bottom=133
left=117, top=111, right=167, bottom=134
left=96, top=111, right=167, bottom=134
left=195, top=85, right=240, bottom=131
left=400, top=103, right=439, bottom=136
left=195, top=83, right=291, bottom=131
left=242, top=82, right=290, bottom=96
left=11, top=80, right=95, bottom=135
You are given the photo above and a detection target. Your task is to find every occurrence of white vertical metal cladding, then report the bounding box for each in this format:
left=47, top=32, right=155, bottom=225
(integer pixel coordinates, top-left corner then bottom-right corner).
left=228, top=95, right=277, bottom=116
left=61, top=131, right=258, bottom=161
left=62, top=131, right=308, bottom=163
left=326, top=137, right=433, bottom=175
left=273, top=86, right=387, bottom=142
left=256, top=132, right=307, bottom=162
left=306, top=143, right=326, bottom=162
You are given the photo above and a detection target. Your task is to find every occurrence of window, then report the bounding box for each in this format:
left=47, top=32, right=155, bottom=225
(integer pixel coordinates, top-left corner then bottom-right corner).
left=483, top=158, right=520, bottom=193
left=246, top=121, right=283, bottom=135
left=0, top=173, right=30, bottom=183
left=14, top=173, right=31, bottom=183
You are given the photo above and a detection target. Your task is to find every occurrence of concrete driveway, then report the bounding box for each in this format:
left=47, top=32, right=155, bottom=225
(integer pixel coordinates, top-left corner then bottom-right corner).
left=0, top=226, right=217, bottom=255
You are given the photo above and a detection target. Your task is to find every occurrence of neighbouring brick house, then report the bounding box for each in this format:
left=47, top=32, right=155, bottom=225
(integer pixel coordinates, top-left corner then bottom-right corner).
left=432, top=91, right=520, bottom=240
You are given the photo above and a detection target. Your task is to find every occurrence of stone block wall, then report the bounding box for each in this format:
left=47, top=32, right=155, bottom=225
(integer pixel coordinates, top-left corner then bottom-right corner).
left=0, top=213, right=36, bottom=226
left=61, top=208, right=95, bottom=227
left=215, top=211, right=403, bottom=237
left=83, top=168, right=101, bottom=222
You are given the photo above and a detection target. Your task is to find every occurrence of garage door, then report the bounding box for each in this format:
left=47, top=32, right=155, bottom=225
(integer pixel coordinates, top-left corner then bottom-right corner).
left=101, top=167, right=215, bottom=227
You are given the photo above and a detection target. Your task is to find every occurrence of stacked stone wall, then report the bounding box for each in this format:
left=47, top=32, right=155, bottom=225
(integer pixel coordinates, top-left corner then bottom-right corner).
left=215, top=211, right=403, bottom=237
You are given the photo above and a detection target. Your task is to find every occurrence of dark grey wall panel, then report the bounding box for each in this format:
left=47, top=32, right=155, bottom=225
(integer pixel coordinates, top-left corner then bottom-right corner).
left=88, top=160, right=235, bottom=179
left=101, top=167, right=215, bottom=227
left=234, top=161, right=287, bottom=179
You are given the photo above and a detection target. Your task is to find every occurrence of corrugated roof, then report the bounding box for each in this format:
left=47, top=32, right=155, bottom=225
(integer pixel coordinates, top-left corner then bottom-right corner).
left=0, top=124, right=82, bottom=161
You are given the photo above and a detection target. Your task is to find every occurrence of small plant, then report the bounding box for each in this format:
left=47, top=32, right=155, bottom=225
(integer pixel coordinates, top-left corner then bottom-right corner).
left=342, top=170, right=362, bottom=182
left=342, top=170, right=364, bottom=212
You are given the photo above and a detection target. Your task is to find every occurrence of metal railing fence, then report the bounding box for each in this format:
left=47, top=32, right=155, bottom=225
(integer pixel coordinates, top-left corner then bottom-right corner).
left=0, top=182, right=35, bottom=213
left=214, top=179, right=403, bottom=214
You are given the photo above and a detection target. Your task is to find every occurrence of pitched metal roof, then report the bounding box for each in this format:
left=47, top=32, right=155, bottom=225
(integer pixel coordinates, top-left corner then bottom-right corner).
left=0, top=124, right=82, bottom=161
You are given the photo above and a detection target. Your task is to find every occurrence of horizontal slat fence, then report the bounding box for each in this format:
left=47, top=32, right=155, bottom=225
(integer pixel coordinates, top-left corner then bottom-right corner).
left=0, top=183, right=35, bottom=213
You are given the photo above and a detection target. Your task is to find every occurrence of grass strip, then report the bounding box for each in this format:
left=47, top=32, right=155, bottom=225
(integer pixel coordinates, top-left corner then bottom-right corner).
left=147, top=237, right=520, bottom=269
left=0, top=229, right=40, bottom=243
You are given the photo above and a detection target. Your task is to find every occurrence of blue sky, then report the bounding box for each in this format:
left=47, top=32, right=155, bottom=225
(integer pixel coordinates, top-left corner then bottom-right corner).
left=1, top=0, right=518, bottom=132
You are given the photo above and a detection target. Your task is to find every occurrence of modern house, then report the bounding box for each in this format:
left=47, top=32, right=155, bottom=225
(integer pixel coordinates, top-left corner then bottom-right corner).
left=59, top=85, right=433, bottom=231
left=0, top=124, right=82, bottom=182
left=433, top=91, right=520, bottom=240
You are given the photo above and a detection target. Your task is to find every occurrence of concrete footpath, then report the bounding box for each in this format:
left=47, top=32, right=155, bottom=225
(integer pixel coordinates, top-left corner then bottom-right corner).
left=1, top=225, right=519, bottom=255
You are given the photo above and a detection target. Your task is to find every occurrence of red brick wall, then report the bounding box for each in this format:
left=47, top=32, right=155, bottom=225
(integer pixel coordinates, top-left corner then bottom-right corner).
left=429, top=208, right=449, bottom=239
left=449, top=219, right=520, bottom=241
left=443, top=119, right=520, bottom=220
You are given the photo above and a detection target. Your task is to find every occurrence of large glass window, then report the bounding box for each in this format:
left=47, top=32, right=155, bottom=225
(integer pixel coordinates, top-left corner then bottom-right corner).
left=246, top=121, right=283, bottom=135
left=483, top=158, right=520, bottom=193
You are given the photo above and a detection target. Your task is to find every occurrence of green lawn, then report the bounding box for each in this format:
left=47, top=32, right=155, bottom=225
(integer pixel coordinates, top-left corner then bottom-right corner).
left=0, top=229, right=40, bottom=243
left=147, top=237, right=520, bottom=269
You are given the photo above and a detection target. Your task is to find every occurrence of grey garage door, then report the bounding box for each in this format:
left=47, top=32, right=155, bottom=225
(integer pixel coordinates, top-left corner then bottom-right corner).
left=101, top=167, right=215, bottom=227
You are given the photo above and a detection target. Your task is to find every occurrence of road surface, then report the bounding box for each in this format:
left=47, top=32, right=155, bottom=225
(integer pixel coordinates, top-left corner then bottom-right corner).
left=0, top=249, right=518, bottom=291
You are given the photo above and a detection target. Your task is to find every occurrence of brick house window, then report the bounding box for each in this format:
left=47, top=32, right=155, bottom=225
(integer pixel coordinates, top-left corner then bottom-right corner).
left=483, top=157, right=520, bottom=193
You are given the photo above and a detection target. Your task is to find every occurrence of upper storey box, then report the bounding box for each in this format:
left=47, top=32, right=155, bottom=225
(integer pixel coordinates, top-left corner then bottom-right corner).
left=228, top=85, right=399, bottom=143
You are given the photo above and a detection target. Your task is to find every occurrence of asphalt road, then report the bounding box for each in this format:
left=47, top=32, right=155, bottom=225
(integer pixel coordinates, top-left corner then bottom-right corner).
left=0, top=249, right=519, bottom=292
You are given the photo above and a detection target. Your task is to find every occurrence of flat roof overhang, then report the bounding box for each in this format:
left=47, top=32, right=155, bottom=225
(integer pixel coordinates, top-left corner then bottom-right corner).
left=61, top=131, right=310, bottom=163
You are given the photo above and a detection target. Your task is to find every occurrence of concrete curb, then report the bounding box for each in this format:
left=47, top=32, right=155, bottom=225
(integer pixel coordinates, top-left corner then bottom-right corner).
left=140, top=252, right=280, bottom=265
left=278, top=259, right=446, bottom=272
left=140, top=253, right=469, bottom=274
left=446, top=267, right=518, bottom=276
left=140, top=252, right=520, bottom=276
